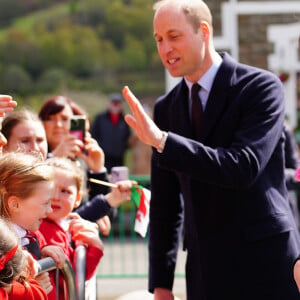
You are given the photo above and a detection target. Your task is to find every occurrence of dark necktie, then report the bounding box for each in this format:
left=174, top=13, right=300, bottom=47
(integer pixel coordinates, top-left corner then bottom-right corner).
left=23, top=231, right=41, bottom=259
left=191, top=83, right=203, bottom=139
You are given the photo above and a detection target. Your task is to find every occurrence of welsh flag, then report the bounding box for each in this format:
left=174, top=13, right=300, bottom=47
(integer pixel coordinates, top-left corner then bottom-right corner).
left=131, top=185, right=151, bottom=238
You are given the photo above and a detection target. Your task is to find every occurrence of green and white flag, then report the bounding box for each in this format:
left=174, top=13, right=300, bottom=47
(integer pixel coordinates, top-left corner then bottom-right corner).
left=131, top=185, right=151, bottom=238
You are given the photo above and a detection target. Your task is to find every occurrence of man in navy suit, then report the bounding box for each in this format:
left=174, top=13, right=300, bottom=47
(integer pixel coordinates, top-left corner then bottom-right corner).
left=123, top=0, right=300, bottom=299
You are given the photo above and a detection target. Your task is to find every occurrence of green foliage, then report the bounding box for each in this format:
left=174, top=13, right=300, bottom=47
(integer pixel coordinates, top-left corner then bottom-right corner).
left=0, top=65, right=32, bottom=96
left=0, top=0, right=164, bottom=100
left=37, top=67, right=68, bottom=93
left=121, top=35, right=147, bottom=70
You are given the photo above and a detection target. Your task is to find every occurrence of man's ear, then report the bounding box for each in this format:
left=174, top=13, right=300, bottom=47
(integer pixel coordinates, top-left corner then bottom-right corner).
left=73, top=191, right=83, bottom=209
left=7, top=196, right=20, bottom=212
left=200, top=21, right=210, bottom=40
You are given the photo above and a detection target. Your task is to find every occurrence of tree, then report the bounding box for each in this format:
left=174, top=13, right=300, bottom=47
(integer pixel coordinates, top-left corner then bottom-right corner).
left=1, top=65, right=32, bottom=95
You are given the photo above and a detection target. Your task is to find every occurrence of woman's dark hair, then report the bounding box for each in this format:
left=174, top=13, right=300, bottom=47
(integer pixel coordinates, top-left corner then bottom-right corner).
left=38, top=96, right=73, bottom=121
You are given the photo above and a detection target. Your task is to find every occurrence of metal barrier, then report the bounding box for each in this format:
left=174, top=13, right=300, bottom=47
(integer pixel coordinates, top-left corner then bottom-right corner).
left=37, top=244, right=87, bottom=300
left=38, top=257, right=78, bottom=300
left=75, top=244, right=86, bottom=299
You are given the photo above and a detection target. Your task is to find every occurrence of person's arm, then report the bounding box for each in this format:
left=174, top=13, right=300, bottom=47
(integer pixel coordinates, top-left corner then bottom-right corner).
left=76, top=180, right=136, bottom=222
left=75, top=194, right=111, bottom=222
left=122, top=86, right=164, bottom=151
left=123, top=70, right=285, bottom=188
left=68, top=214, right=104, bottom=280
left=149, top=151, right=184, bottom=293
left=9, top=279, right=48, bottom=299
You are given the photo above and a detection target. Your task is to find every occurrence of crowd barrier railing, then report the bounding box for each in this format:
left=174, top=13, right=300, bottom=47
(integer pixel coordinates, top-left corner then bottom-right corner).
left=37, top=244, right=87, bottom=300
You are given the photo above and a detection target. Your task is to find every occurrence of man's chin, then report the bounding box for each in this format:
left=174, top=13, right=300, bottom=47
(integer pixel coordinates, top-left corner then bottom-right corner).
left=166, top=68, right=183, bottom=78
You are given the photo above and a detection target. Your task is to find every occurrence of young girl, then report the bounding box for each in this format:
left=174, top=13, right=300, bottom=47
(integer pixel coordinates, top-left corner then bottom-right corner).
left=2, top=108, right=122, bottom=232
left=0, top=152, right=66, bottom=295
left=0, top=217, right=47, bottom=299
left=39, top=157, right=136, bottom=300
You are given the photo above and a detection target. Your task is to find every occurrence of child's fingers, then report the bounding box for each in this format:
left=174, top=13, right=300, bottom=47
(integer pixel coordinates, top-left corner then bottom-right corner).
left=67, top=212, right=81, bottom=219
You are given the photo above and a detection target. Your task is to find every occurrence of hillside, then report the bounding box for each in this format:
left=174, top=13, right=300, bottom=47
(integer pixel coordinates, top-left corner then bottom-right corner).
left=0, top=0, right=165, bottom=116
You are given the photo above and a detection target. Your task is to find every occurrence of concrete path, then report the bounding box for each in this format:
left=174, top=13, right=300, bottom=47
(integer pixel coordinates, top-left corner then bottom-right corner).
left=96, top=239, right=187, bottom=300
left=97, top=277, right=186, bottom=300
left=115, top=290, right=183, bottom=300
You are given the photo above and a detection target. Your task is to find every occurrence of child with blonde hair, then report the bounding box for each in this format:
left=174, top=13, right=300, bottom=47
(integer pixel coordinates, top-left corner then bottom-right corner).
left=0, top=217, right=47, bottom=299
left=0, top=152, right=66, bottom=296
left=39, top=156, right=136, bottom=300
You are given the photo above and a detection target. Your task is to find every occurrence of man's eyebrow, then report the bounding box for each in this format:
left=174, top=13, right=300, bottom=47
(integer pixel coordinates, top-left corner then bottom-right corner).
left=154, top=29, right=179, bottom=38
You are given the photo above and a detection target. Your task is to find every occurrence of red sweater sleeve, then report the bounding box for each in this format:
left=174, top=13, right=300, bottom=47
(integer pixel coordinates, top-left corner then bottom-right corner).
left=84, top=246, right=103, bottom=280
left=0, top=287, right=8, bottom=300
left=9, top=279, right=47, bottom=299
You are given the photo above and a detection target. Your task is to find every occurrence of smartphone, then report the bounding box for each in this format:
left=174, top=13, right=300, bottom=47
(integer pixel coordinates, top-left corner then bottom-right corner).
left=70, top=115, right=86, bottom=144
left=110, top=166, right=129, bottom=183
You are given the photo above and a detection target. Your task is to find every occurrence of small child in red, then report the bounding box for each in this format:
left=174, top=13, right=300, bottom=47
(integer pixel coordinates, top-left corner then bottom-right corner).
left=38, top=157, right=126, bottom=299
left=40, top=157, right=136, bottom=299
left=0, top=218, right=47, bottom=300
left=0, top=153, right=66, bottom=296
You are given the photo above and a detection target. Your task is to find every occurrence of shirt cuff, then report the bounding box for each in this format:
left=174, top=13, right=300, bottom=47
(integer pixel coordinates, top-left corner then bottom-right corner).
left=156, top=131, right=168, bottom=153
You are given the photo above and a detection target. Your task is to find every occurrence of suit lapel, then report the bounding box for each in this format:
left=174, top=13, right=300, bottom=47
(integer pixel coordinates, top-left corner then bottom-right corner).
left=168, top=53, right=236, bottom=143
left=200, top=54, right=235, bottom=142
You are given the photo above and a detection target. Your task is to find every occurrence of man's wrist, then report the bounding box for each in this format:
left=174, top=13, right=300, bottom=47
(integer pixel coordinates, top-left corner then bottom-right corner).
left=156, top=131, right=168, bottom=153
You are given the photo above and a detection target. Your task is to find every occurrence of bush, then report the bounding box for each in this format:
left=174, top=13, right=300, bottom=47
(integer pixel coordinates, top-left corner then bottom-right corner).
left=1, top=65, right=32, bottom=95
left=37, top=67, right=68, bottom=93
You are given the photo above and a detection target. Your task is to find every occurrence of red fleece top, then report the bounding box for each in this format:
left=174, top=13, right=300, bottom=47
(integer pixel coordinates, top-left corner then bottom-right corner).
left=39, top=219, right=103, bottom=300
left=0, top=279, right=47, bottom=299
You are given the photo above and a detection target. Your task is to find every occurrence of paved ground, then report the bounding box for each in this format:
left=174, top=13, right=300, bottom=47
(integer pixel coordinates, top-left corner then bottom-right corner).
left=96, top=239, right=187, bottom=300
left=97, top=277, right=186, bottom=300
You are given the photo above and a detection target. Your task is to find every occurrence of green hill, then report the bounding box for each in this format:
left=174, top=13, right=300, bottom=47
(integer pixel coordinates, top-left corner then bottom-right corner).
left=0, top=0, right=165, bottom=114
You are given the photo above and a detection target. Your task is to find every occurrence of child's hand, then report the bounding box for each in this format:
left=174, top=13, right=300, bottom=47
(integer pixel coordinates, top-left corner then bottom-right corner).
left=23, top=249, right=40, bottom=278
left=35, top=272, right=53, bottom=295
left=68, top=214, right=103, bottom=250
left=41, top=245, right=66, bottom=269
left=105, top=180, right=137, bottom=207
left=96, top=215, right=111, bottom=236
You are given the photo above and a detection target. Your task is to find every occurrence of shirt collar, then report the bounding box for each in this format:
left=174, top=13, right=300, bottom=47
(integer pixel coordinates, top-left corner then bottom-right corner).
left=12, top=223, right=27, bottom=239
left=184, top=52, right=222, bottom=94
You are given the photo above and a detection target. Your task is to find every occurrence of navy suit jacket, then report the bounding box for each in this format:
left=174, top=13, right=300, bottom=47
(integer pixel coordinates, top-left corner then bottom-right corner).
left=149, top=53, right=300, bottom=300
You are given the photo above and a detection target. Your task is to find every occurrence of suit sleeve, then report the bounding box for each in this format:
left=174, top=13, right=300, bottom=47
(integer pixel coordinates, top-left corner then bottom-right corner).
left=149, top=102, right=184, bottom=292
left=75, top=194, right=111, bottom=222
left=158, top=71, right=285, bottom=189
